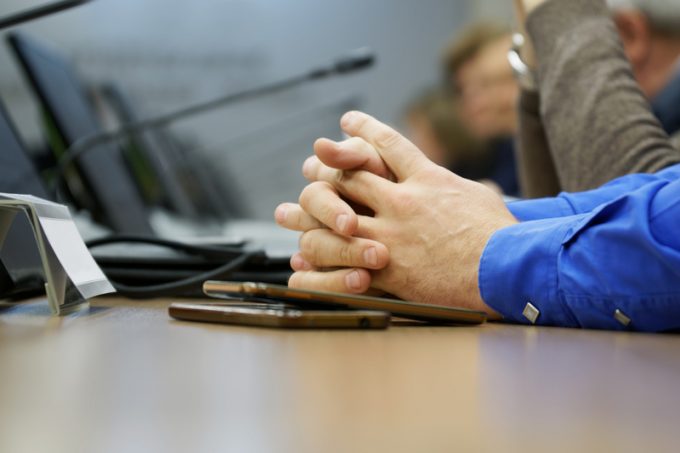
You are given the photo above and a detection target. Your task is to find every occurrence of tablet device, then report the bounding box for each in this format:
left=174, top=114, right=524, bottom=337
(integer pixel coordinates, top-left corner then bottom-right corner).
left=203, top=281, right=487, bottom=325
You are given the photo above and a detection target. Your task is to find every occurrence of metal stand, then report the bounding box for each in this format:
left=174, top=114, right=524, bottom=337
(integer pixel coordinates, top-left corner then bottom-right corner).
left=0, top=205, right=89, bottom=315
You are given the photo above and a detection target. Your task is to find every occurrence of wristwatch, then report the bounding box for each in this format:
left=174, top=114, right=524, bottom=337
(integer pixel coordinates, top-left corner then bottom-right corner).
left=507, top=33, right=537, bottom=92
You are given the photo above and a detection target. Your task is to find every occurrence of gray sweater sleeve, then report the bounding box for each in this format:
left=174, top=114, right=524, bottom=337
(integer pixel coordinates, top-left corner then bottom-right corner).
left=516, top=90, right=561, bottom=198
left=526, top=0, right=680, bottom=193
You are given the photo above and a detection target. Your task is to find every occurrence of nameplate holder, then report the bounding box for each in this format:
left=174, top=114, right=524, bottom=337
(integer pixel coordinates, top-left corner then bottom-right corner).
left=0, top=193, right=115, bottom=315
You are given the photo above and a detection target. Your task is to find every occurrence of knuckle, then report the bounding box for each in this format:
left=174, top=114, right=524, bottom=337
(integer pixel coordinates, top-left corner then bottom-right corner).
left=298, top=231, right=314, bottom=256
left=285, top=206, right=299, bottom=224
left=298, top=185, right=312, bottom=207
left=290, top=207, right=312, bottom=230
left=398, top=192, right=419, bottom=213
left=386, top=186, right=419, bottom=216
left=373, top=243, right=389, bottom=268
left=346, top=136, right=364, bottom=148
left=299, top=231, right=324, bottom=264
left=374, top=128, right=402, bottom=149
left=332, top=169, right=349, bottom=187
left=420, top=165, right=448, bottom=181
left=311, top=242, right=325, bottom=265
left=338, top=241, right=354, bottom=265
left=318, top=202, right=339, bottom=226
left=346, top=136, right=370, bottom=156
left=298, top=181, right=326, bottom=208
left=316, top=165, right=338, bottom=186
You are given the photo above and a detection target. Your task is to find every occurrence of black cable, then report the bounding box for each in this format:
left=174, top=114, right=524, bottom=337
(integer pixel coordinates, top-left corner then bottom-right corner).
left=86, top=235, right=247, bottom=260
left=86, top=235, right=265, bottom=298
left=105, top=251, right=256, bottom=298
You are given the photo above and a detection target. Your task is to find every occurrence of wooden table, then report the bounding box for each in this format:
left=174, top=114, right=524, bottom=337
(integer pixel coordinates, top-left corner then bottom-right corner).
left=1, top=297, right=678, bottom=453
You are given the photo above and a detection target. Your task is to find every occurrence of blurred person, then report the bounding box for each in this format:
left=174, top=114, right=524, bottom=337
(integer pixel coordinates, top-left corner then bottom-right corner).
left=403, top=87, right=500, bottom=191
left=517, top=0, right=680, bottom=197
left=274, top=0, right=680, bottom=332
left=442, top=23, right=520, bottom=195
left=444, top=24, right=518, bottom=140
left=610, top=0, right=680, bottom=135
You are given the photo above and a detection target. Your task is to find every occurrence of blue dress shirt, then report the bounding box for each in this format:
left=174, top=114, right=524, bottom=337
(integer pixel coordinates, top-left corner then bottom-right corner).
left=479, top=163, right=680, bottom=332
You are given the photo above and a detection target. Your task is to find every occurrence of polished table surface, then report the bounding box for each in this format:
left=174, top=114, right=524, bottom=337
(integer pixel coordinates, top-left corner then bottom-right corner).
left=1, top=297, right=679, bottom=453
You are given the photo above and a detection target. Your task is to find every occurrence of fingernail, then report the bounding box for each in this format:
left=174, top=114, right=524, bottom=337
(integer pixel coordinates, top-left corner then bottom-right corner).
left=340, top=111, right=356, bottom=128
left=345, top=270, right=362, bottom=291
left=363, top=247, right=378, bottom=267
left=274, top=205, right=287, bottom=223
left=291, top=254, right=311, bottom=270
left=336, top=214, right=349, bottom=233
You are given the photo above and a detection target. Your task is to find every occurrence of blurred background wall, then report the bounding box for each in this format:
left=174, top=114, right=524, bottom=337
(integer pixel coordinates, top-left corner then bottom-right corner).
left=0, top=0, right=512, bottom=219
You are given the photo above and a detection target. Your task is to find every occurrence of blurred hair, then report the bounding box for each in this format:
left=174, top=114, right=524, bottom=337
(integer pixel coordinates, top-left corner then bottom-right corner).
left=441, top=22, right=511, bottom=83
left=607, top=0, right=680, bottom=35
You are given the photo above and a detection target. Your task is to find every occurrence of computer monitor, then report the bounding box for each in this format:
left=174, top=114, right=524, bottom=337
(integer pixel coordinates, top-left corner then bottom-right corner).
left=98, top=83, right=202, bottom=219
left=0, top=100, right=50, bottom=298
left=0, top=101, right=50, bottom=198
left=7, top=31, right=154, bottom=235
left=99, top=83, right=244, bottom=220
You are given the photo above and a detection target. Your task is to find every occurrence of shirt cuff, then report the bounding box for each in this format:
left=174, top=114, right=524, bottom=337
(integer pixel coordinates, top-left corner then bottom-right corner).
left=478, top=215, right=587, bottom=326
left=507, top=196, right=575, bottom=221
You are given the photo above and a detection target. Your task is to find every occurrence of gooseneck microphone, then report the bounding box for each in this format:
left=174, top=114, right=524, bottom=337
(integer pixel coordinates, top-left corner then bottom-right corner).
left=0, top=0, right=92, bottom=30
left=52, top=47, right=375, bottom=194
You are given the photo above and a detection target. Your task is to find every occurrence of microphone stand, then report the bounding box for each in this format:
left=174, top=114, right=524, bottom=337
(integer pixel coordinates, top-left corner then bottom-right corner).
left=0, top=0, right=92, bottom=30
left=52, top=48, right=375, bottom=197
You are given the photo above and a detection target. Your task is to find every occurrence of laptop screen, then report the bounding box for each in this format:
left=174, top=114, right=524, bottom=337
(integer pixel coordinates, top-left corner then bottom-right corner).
left=0, top=101, right=49, bottom=198
left=7, top=31, right=154, bottom=235
left=0, top=100, right=49, bottom=295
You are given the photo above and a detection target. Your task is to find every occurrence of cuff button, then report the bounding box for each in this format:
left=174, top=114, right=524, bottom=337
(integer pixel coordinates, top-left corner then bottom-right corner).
left=614, top=309, right=631, bottom=327
left=522, top=302, right=540, bottom=324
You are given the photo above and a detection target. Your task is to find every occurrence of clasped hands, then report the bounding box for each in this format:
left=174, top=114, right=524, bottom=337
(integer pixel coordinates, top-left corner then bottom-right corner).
left=275, top=111, right=517, bottom=317
left=274, top=0, right=542, bottom=317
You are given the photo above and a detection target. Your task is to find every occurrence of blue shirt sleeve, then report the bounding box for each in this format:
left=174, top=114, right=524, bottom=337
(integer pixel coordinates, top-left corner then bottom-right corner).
left=508, top=163, right=680, bottom=221
left=480, top=169, right=680, bottom=332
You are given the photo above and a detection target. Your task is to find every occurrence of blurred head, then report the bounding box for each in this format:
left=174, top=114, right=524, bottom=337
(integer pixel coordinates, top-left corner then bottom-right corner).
left=608, top=0, right=680, bottom=98
left=442, top=23, right=519, bottom=141
left=403, top=88, right=487, bottom=171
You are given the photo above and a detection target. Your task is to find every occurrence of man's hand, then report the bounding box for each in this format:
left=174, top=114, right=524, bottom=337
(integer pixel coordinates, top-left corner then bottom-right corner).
left=275, top=111, right=518, bottom=316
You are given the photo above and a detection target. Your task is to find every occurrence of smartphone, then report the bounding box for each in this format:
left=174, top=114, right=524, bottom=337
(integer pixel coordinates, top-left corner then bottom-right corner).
left=169, top=302, right=390, bottom=329
left=202, top=281, right=487, bottom=325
